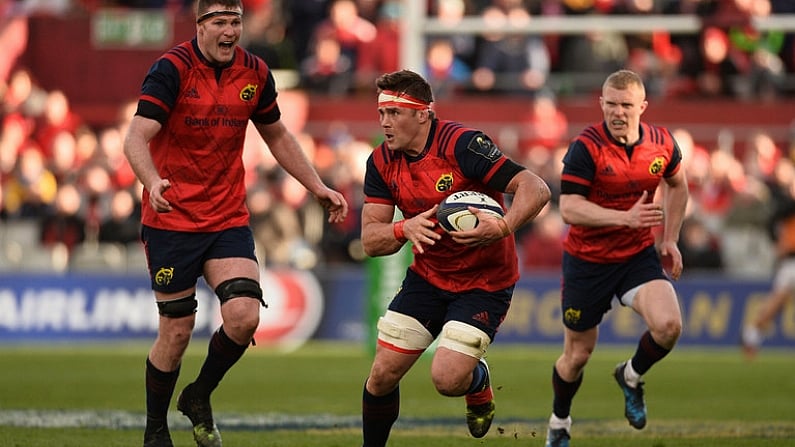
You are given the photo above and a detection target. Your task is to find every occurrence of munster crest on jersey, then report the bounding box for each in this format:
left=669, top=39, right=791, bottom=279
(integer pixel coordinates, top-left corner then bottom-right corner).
left=240, top=84, right=258, bottom=101
left=435, top=173, right=454, bottom=192
left=648, top=157, right=665, bottom=176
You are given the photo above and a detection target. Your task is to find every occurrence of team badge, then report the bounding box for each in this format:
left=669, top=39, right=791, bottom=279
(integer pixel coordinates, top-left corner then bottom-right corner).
left=435, top=173, right=454, bottom=192
left=564, top=307, right=581, bottom=325
left=648, top=157, right=665, bottom=176
left=155, top=267, right=174, bottom=286
left=240, top=83, right=258, bottom=101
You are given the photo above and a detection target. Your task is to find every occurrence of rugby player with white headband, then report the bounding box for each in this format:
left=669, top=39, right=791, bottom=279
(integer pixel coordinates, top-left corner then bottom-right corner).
left=124, top=1, right=348, bottom=446
left=359, top=69, right=551, bottom=446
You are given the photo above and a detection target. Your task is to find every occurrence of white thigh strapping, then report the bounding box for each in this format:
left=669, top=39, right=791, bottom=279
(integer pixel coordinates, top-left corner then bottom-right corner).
left=376, top=310, right=434, bottom=353
left=437, top=320, right=491, bottom=359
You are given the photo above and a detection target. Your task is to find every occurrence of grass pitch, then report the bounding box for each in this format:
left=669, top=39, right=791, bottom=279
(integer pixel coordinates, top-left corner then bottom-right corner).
left=0, top=341, right=792, bottom=446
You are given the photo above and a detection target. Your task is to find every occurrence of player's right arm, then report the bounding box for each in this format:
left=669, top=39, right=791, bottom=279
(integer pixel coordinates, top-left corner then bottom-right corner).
left=361, top=203, right=441, bottom=257
left=560, top=191, right=662, bottom=229
left=559, top=140, right=662, bottom=229
left=123, top=115, right=172, bottom=213
left=254, top=120, right=348, bottom=223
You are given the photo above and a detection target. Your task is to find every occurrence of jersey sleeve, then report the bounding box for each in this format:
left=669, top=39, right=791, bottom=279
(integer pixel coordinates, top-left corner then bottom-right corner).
left=454, top=131, right=523, bottom=191
left=136, top=58, right=180, bottom=125
left=363, top=151, right=394, bottom=205
left=560, top=139, right=595, bottom=196
left=251, top=68, right=281, bottom=125
left=664, top=137, right=683, bottom=177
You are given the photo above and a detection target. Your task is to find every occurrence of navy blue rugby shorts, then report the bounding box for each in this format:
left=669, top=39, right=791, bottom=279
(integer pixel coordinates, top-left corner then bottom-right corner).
left=141, top=225, right=257, bottom=293
left=387, top=268, right=514, bottom=342
left=560, top=245, right=668, bottom=332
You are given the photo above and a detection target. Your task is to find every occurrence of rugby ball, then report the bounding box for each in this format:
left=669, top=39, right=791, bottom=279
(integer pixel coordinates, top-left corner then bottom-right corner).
left=437, top=190, right=505, bottom=232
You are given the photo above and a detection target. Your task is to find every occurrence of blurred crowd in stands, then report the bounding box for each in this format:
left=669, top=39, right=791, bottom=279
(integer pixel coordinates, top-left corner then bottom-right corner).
left=1, top=0, right=795, bottom=277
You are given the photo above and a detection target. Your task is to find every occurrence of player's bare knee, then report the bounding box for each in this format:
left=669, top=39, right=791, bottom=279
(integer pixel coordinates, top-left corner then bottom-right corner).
left=563, top=349, right=592, bottom=372
left=157, top=319, right=194, bottom=348
left=223, top=315, right=259, bottom=342
left=367, top=365, right=402, bottom=394
left=437, top=321, right=490, bottom=359
left=431, top=372, right=468, bottom=397
left=654, top=318, right=682, bottom=346
left=168, top=330, right=193, bottom=350
left=215, top=277, right=263, bottom=334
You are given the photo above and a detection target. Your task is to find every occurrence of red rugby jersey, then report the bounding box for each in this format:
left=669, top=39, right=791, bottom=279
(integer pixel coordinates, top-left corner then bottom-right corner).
left=136, top=39, right=279, bottom=232
left=364, top=120, right=519, bottom=292
left=561, top=122, right=682, bottom=263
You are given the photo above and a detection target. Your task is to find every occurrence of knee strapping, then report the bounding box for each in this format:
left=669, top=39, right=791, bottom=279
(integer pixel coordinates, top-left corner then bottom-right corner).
left=215, top=277, right=266, bottom=307
left=438, top=321, right=490, bottom=358
left=157, top=294, right=197, bottom=318
left=376, top=310, right=434, bottom=352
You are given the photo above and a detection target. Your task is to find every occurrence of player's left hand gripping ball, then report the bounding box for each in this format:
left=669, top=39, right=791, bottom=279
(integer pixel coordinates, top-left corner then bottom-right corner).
left=437, top=191, right=504, bottom=232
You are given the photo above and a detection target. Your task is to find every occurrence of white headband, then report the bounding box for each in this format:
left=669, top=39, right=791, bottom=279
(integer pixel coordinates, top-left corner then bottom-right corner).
left=377, top=90, right=431, bottom=110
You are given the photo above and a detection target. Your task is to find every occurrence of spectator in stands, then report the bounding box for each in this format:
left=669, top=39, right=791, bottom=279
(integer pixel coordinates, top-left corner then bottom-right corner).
left=695, top=25, right=737, bottom=97
left=97, top=127, right=137, bottom=190
left=553, top=0, right=628, bottom=92
left=520, top=93, right=568, bottom=153
left=240, top=0, right=298, bottom=71
left=3, top=144, right=57, bottom=218
left=430, top=0, right=478, bottom=70
left=718, top=144, right=775, bottom=277
left=699, top=0, right=785, bottom=100
left=304, top=0, right=376, bottom=93
left=284, top=0, right=329, bottom=66
left=470, top=0, right=550, bottom=96
left=518, top=144, right=564, bottom=204
left=39, top=182, right=85, bottom=254
left=699, top=148, right=745, bottom=224
left=33, top=90, right=81, bottom=160
left=423, top=38, right=472, bottom=98
left=520, top=203, right=564, bottom=273
left=98, top=188, right=141, bottom=246
left=249, top=171, right=314, bottom=268
left=73, top=125, right=100, bottom=168
left=726, top=131, right=779, bottom=231
left=79, top=162, right=113, bottom=241
left=615, top=0, right=684, bottom=98
left=356, top=0, right=401, bottom=91
left=48, top=129, right=79, bottom=184
left=318, top=138, right=369, bottom=264
left=300, top=33, right=355, bottom=95
left=0, top=113, right=30, bottom=176
left=2, top=68, right=44, bottom=117
left=743, top=129, right=782, bottom=182
left=672, top=127, right=711, bottom=215
left=678, top=216, right=724, bottom=272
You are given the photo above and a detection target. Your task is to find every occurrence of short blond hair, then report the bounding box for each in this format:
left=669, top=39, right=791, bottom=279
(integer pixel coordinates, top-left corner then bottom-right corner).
left=603, top=69, right=645, bottom=95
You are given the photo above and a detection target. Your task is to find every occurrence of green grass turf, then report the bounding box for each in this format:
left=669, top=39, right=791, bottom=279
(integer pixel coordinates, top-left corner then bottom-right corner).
left=0, top=341, right=792, bottom=446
